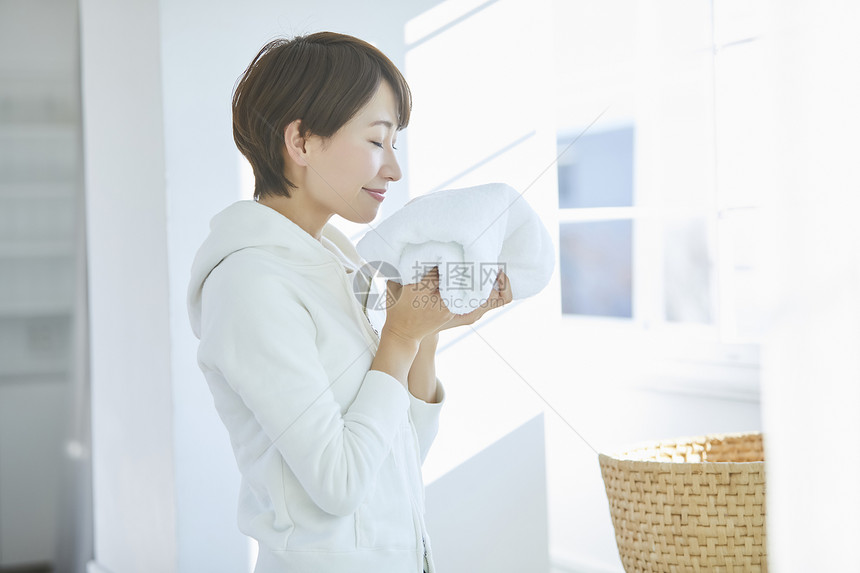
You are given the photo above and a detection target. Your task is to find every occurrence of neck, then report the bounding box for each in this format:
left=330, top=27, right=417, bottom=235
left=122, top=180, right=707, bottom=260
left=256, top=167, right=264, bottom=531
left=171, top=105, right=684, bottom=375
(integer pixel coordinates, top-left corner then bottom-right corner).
left=258, top=192, right=332, bottom=241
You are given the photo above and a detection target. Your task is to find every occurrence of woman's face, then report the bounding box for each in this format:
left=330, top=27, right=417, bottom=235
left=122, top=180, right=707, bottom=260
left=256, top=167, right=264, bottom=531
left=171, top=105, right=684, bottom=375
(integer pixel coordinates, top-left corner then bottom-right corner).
left=301, top=81, right=402, bottom=224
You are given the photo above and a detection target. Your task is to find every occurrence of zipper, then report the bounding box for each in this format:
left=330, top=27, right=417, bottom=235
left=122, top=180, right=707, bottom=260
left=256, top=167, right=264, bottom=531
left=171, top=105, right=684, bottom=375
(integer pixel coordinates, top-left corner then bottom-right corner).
left=404, top=458, right=429, bottom=572
left=355, top=268, right=377, bottom=336
left=332, top=261, right=380, bottom=347
left=404, top=410, right=432, bottom=572
left=354, top=271, right=381, bottom=344
left=313, top=240, right=380, bottom=347
left=361, top=301, right=380, bottom=339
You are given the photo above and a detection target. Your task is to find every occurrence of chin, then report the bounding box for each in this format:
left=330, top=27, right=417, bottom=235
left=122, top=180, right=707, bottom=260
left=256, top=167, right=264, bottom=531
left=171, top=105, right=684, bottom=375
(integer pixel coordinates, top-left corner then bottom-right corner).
left=345, top=208, right=379, bottom=225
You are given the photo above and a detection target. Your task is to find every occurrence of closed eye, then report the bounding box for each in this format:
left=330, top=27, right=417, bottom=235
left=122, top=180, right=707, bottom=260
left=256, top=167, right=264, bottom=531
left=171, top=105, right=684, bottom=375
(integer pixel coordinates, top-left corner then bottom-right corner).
left=371, top=141, right=398, bottom=151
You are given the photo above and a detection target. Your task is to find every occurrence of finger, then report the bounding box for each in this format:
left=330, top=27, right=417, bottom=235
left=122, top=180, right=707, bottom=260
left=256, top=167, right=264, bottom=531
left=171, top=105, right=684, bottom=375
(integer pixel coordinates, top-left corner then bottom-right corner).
left=420, top=266, right=440, bottom=292
left=495, top=271, right=509, bottom=292
left=487, top=290, right=506, bottom=310
left=496, top=271, right=513, bottom=304
left=481, top=278, right=511, bottom=311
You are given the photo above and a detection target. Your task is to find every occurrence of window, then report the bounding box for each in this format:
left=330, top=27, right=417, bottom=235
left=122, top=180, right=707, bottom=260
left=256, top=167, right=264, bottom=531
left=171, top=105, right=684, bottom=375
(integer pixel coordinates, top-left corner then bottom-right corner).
left=557, top=126, right=635, bottom=319
left=552, top=0, right=760, bottom=372
left=557, top=125, right=717, bottom=328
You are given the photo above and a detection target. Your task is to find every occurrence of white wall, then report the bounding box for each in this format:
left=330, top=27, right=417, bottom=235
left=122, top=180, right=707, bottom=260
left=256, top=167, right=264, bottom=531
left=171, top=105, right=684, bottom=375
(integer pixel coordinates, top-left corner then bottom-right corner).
left=425, top=415, right=549, bottom=573
left=757, top=1, right=860, bottom=570
left=400, top=0, right=557, bottom=487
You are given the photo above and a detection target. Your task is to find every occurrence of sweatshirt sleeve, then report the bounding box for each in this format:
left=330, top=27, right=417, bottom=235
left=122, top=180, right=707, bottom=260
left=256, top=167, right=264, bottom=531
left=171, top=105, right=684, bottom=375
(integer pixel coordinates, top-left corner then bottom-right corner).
left=197, top=258, right=409, bottom=518
left=408, top=382, right=445, bottom=464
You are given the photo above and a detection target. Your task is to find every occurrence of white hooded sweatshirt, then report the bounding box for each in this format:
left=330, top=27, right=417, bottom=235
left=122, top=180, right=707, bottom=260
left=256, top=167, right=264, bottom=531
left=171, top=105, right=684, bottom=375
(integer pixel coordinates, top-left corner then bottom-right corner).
left=187, top=201, right=444, bottom=573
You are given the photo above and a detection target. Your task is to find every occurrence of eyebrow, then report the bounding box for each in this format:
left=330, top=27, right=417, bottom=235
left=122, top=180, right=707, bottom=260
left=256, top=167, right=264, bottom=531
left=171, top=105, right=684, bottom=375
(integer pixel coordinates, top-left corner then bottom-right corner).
left=369, top=120, right=395, bottom=129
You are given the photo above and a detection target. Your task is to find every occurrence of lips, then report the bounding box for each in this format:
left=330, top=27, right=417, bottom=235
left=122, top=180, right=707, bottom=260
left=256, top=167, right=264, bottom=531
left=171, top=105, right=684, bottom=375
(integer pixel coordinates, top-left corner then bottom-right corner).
left=363, top=188, right=386, bottom=202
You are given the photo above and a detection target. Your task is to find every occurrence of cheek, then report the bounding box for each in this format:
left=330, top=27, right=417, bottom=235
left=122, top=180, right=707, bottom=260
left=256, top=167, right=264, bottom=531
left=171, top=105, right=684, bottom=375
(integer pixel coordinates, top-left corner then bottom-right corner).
left=317, top=141, right=380, bottom=188
left=344, top=150, right=380, bottom=180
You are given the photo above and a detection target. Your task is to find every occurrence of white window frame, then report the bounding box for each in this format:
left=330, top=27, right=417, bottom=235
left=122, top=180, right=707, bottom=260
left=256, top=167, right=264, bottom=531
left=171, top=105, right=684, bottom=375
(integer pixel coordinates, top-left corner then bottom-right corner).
left=553, top=137, right=761, bottom=401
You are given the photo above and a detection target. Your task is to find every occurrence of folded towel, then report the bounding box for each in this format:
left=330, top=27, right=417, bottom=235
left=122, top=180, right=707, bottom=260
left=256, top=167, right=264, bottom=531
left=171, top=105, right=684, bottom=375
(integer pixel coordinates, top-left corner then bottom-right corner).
left=356, top=182, right=555, bottom=315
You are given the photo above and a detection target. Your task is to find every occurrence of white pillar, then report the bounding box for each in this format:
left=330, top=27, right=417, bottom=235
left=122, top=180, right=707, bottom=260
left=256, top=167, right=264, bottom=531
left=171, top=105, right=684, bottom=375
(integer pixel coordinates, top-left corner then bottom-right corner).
left=79, top=0, right=177, bottom=571
left=80, top=0, right=251, bottom=570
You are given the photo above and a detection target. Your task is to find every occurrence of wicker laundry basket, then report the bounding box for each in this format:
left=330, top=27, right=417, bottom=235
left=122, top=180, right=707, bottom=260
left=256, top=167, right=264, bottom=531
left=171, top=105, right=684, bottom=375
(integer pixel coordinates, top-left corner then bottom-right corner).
left=598, top=432, right=767, bottom=572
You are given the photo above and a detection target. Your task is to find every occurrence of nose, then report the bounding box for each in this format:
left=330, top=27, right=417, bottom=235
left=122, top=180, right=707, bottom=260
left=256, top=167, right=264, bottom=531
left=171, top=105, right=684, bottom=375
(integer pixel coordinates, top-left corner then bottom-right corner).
left=380, top=147, right=402, bottom=182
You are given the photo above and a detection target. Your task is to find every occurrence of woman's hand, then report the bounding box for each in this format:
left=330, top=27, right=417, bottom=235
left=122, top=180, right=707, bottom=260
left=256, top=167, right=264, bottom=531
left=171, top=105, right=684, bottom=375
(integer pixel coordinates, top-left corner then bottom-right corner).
left=370, top=268, right=511, bottom=385
left=435, top=270, right=513, bottom=332
left=381, top=267, right=454, bottom=344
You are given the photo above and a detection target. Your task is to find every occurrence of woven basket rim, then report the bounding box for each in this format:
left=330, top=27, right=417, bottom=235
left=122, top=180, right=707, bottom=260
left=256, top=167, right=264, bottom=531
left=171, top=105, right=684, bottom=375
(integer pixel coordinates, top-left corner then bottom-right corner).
left=598, top=455, right=764, bottom=471
left=598, top=431, right=763, bottom=465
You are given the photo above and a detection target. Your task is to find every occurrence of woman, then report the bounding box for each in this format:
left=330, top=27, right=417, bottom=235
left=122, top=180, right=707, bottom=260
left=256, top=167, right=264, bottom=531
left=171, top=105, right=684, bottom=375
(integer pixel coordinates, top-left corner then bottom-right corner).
left=187, top=32, right=511, bottom=573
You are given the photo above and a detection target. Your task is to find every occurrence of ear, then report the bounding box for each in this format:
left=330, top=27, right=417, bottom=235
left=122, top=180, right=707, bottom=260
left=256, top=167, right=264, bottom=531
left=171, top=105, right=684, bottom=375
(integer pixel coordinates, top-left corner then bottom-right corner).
left=283, top=119, right=309, bottom=166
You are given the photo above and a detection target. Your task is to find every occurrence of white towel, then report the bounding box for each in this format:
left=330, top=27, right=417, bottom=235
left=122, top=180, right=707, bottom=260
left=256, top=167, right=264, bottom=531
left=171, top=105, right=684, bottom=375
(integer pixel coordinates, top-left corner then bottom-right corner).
left=356, top=182, right=555, bottom=314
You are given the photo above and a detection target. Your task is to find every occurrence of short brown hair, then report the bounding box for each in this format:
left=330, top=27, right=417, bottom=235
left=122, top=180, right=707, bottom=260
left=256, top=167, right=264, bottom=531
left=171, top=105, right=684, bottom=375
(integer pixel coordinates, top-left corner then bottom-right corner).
left=232, top=32, right=412, bottom=200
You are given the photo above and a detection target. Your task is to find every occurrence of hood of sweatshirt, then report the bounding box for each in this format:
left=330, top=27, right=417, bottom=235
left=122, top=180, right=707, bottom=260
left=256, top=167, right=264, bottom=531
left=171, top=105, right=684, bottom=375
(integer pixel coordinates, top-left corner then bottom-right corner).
left=187, top=200, right=360, bottom=339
